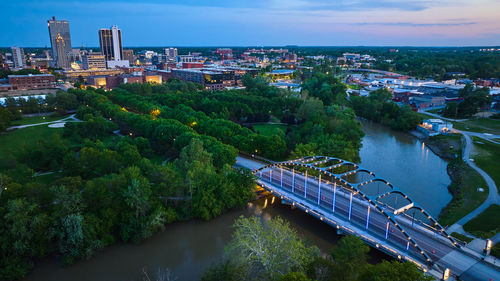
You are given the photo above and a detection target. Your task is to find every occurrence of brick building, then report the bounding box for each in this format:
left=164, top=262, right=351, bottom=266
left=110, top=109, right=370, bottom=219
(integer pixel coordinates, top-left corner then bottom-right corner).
left=8, top=74, right=56, bottom=90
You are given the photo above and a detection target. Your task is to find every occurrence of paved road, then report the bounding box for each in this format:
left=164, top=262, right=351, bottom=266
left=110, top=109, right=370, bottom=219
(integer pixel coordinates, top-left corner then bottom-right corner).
left=449, top=132, right=500, bottom=233
left=236, top=156, right=500, bottom=280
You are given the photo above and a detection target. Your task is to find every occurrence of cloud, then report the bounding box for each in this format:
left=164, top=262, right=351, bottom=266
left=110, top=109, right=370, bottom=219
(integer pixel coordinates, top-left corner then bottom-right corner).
left=353, top=21, right=478, bottom=27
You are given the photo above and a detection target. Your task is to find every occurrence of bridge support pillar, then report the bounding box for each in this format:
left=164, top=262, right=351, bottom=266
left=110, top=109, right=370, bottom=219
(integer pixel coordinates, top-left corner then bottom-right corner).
left=332, top=182, right=337, bottom=212
left=484, top=239, right=493, bottom=255
left=348, top=192, right=353, bottom=221
left=365, top=205, right=370, bottom=229
left=304, top=169, right=308, bottom=198
left=442, top=268, right=450, bottom=280
left=280, top=166, right=283, bottom=188
left=263, top=198, right=268, bottom=209
left=317, top=174, right=321, bottom=205
left=271, top=196, right=275, bottom=204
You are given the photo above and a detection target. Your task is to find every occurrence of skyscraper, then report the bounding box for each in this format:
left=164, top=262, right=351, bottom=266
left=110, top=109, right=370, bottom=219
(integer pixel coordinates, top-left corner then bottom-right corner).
left=99, top=26, right=123, bottom=61
left=164, top=48, right=178, bottom=59
left=47, top=16, right=72, bottom=67
left=55, top=34, right=70, bottom=68
left=11, top=47, right=24, bottom=68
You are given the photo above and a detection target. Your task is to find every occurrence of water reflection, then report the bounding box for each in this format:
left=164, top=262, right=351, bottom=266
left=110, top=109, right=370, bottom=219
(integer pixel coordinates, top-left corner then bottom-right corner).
left=359, top=120, right=451, bottom=216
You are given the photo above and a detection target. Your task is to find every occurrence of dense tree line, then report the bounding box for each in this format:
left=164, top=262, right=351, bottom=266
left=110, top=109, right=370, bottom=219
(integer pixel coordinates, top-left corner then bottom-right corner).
left=0, top=87, right=255, bottom=280
left=350, top=89, right=422, bottom=131
left=202, top=216, right=432, bottom=281
left=442, top=84, right=491, bottom=118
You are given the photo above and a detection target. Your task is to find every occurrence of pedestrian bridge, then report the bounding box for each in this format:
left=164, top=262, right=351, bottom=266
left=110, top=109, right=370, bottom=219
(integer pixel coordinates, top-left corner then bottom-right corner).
left=237, top=155, right=500, bottom=281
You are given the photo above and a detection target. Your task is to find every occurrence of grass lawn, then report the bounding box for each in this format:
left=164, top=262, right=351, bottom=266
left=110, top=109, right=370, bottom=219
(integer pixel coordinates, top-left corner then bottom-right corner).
left=0, top=125, right=63, bottom=170
left=451, top=232, right=473, bottom=243
left=472, top=137, right=500, bottom=196
left=463, top=205, right=500, bottom=239
left=11, top=114, right=67, bottom=126
left=426, top=108, right=443, bottom=114
left=253, top=124, right=287, bottom=136
left=439, top=160, right=488, bottom=226
left=453, top=118, right=500, bottom=135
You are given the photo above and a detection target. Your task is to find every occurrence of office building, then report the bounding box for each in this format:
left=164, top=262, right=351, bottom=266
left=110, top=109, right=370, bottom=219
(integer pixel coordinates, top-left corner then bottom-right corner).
left=123, top=49, right=134, bottom=64
left=99, top=25, right=129, bottom=68
left=8, top=74, right=56, bottom=90
left=55, top=34, right=70, bottom=68
left=82, top=52, right=106, bottom=70
left=99, top=25, right=123, bottom=61
left=47, top=16, right=72, bottom=67
left=164, top=47, right=178, bottom=58
left=11, top=47, right=24, bottom=68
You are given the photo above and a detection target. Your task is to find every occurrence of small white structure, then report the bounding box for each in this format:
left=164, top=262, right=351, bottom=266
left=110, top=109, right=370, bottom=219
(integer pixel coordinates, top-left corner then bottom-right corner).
left=106, top=60, right=130, bottom=68
left=418, top=119, right=453, bottom=137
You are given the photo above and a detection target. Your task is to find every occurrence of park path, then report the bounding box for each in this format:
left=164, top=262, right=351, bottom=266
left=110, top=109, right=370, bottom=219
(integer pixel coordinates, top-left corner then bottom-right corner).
left=448, top=132, right=499, bottom=235
left=6, top=114, right=80, bottom=131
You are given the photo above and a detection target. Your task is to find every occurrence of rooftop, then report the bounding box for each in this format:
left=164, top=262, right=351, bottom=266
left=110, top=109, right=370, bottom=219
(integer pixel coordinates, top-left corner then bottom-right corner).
left=8, top=74, right=54, bottom=78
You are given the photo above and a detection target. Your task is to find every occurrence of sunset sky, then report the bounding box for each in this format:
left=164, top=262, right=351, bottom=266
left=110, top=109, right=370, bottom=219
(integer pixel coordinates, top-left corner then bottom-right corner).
left=2, top=0, right=500, bottom=46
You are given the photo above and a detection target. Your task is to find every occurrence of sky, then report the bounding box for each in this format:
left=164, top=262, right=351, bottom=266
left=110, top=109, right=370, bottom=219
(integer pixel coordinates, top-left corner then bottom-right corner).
left=2, top=0, right=500, bottom=47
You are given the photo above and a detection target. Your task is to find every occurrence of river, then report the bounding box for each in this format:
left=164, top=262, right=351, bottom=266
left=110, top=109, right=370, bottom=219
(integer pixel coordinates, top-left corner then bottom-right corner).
left=23, top=121, right=452, bottom=281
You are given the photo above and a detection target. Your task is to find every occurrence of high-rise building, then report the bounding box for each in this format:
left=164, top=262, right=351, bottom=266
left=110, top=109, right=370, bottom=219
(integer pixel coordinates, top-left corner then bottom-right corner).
left=47, top=16, right=72, bottom=67
left=164, top=47, right=178, bottom=59
left=55, top=34, right=70, bottom=68
left=99, top=26, right=123, bottom=61
left=11, top=47, right=24, bottom=68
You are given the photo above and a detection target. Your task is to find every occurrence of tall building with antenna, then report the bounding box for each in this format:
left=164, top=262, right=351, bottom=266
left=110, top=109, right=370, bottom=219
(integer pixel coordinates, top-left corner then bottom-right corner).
left=47, top=16, right=72, bottom=68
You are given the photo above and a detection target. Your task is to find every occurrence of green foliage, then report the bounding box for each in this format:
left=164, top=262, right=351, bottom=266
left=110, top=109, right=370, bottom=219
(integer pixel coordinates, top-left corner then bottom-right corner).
left=358, top=260, right=433, bottom=281
left=225, top=216, right=319, bottom=280
left=463, top=205, right=500, bottom=239
left=443, top=84, right=491, bottom=118
left=201, top=260, right=244, bottom=281
left=351, top=88, right=422, bottom=131
left=301, top=72, right=347, bottom=106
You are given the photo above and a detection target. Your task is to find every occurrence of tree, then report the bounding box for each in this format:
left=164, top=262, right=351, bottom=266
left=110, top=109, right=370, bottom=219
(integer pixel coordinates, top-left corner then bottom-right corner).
left=201, top=261, right=244, bottom=281
left=225, top=216, right=319, bottom=280
left=330, top=235, right=370, bottom=281
left=358, top=260, right=433, bottom=281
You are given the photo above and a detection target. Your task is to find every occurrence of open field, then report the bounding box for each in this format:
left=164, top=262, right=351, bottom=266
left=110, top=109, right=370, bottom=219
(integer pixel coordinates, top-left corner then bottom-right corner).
left=463, top=205, right=500, bottom=239
left=439, top=160, right=489, bottom=226
left=453, top=118, right=500, bottom=135
left=11, top=114, right=67, bottom=126
left=0, top=125, right=63, bottom=170
left=253, top=123, right=287, bottom=136
left=472, top=136, right=500, bottom=195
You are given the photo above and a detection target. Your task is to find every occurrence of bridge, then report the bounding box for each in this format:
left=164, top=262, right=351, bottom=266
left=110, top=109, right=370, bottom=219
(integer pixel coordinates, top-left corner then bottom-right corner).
left=236, top=155, right=500, bottom=281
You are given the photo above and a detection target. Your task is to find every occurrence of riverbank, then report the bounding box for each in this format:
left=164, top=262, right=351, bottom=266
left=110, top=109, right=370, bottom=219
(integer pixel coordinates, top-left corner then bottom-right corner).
left=409, top=132, right=489, bottom=228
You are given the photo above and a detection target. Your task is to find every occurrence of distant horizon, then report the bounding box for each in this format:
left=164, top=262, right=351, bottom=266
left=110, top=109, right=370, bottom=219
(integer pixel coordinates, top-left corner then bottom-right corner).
left=2, top=45, right=500, bottom=49
left=2, top=0, right=500, bottom=47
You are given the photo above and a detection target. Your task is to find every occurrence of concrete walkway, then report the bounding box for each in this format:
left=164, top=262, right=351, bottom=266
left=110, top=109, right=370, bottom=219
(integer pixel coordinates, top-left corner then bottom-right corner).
left=6, top=114, right=80, bottom=131
left=448, top=132, right=499, bottom=234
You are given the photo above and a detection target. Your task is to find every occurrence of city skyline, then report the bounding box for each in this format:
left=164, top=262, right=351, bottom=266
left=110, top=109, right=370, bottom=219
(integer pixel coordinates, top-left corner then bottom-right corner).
left=1, top=0, right=500, bottom=47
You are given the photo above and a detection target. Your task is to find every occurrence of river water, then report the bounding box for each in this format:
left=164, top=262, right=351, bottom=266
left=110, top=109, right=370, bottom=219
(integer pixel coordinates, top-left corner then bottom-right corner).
left=24, top=121, right=452, bottom=281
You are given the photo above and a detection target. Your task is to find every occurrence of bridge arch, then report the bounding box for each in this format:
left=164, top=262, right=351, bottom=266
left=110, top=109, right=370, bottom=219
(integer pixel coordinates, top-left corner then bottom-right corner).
left=253, top=156, right=460, bottom=264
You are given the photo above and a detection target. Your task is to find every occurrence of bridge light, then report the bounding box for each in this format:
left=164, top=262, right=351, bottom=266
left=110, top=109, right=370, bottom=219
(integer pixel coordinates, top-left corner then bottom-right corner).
left=420, top=251, right=424, bottom=254
left=398, top=255, right=402, bottom=259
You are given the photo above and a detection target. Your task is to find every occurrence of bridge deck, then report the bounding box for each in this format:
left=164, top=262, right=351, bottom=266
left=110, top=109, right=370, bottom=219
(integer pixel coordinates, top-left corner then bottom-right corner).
left=236, top=156, right=500, bottom=281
